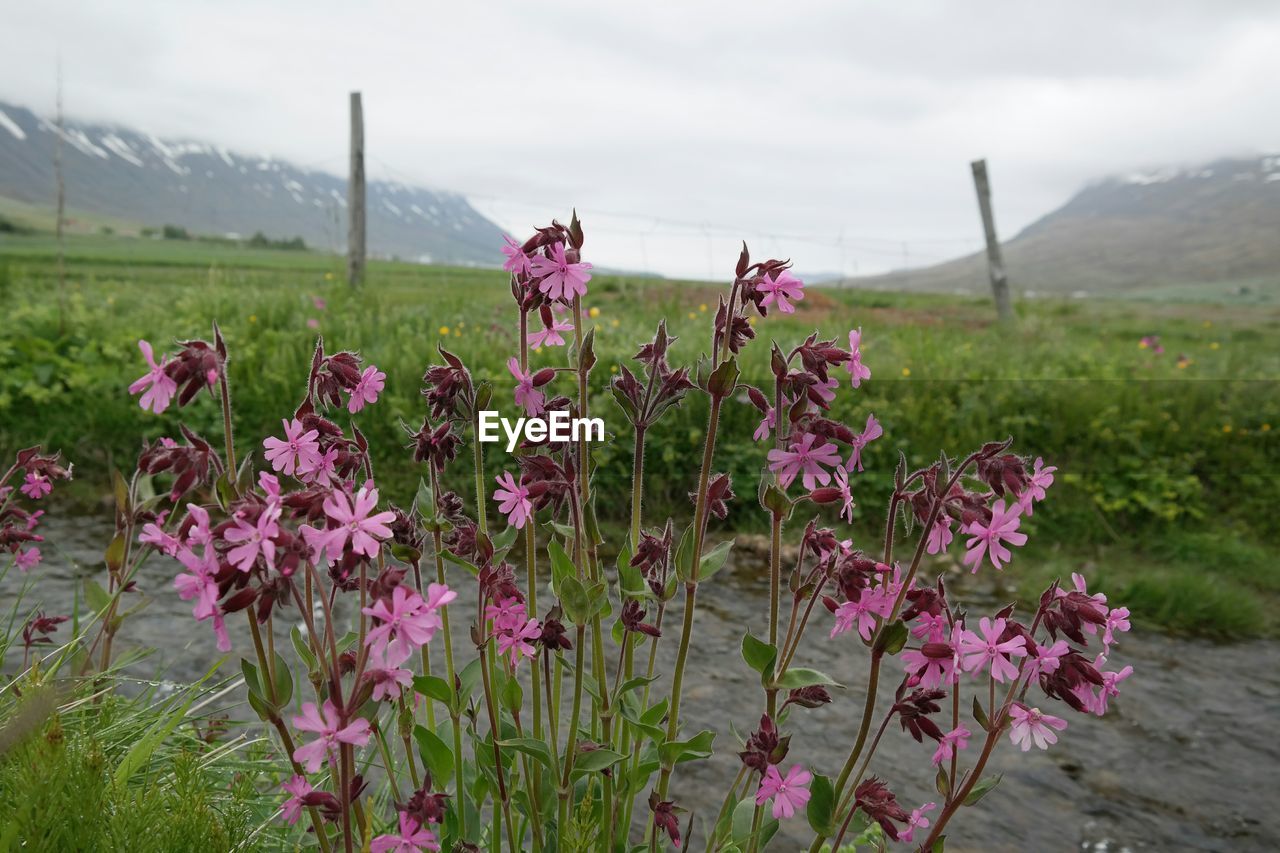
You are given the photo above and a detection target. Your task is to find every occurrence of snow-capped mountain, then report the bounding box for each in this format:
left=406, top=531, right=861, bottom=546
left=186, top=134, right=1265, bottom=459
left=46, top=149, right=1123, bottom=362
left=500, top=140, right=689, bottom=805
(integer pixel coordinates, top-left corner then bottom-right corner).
left=0, top=101, right=506, bottom=265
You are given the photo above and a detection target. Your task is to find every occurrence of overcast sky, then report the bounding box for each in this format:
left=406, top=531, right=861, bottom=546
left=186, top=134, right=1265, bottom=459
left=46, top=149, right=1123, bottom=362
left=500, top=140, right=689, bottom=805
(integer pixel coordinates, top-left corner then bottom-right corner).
left=3, top=0, right=1279, bottom=278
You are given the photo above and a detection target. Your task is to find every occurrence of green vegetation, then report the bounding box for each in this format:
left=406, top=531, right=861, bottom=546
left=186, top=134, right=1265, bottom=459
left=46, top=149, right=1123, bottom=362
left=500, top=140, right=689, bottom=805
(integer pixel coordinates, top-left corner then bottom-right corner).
left=1, top=232, right=1277, bottom=637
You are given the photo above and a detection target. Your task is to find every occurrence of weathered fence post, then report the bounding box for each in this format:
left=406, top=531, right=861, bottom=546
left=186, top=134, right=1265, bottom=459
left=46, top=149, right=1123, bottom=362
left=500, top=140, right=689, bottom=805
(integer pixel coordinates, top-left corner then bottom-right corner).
left=970, top=158, right=1014, bottom=322
left=347, top=91, right=366, bottom=289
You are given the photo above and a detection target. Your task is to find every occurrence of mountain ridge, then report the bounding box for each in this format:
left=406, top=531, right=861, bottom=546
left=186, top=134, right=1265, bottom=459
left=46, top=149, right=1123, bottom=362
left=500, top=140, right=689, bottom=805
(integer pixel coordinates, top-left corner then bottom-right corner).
left=0, top=101, right=506, bottom=265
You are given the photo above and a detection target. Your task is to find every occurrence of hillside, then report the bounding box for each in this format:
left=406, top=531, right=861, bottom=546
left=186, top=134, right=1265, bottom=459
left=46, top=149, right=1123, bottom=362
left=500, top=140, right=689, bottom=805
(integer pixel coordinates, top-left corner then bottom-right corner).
left=0, top=101, right=505, bottom=265
left=854, top=156, right=1280, bottom=297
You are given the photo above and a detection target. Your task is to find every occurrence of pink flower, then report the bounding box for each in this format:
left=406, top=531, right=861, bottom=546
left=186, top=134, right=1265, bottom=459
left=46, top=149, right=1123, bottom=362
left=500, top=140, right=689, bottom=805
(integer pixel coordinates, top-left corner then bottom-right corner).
left=910, top=612, right=948, bottom=643
left=493, top=472, right=534, bottom=529
left=767, top=433, right=841, bottom=491
left=833, top=466, right=855, bottom=523
left=210, top=609, right=231, bottom=652
left=845, top=328, right=871, bottom=388
left=899, top=802, right=935, bottom=843
left=280, top=775, right=313, bottom=825
left=303, top=446, right=341, bottom=487
left=757, top=270, right=805, bottom=314
left=1103, top=606, right=1131, bottom=651
left=312, top=296, right=327, bottom=311
left=1007, top=703, right=1067, bottom=751
left=363, top=584, right=449, bottom=659
left=830, top=587, right=886, bottom=642
left=15, top=547, right=41, bottom=571
left=318, top=485, right=397, bottom=560
left=961, top=500, right=1026, bottom=572
left=755, top=764, right=811, bottom=819
left=21, top=472, right=52, bottom=500
left=1025, top=638, right=1069, bottom=680
left=366, top=644, right=415, bottom=702
left=174, top=546, right=220, bottom=621
left=531, top=242, right=592, bottom=302
left=292, top=700, right=372, bottom=773
left=1017, top=457, right=1056, bottom=515
left=485, top=596, right=527, bottom=632
left=846, top=414, right=883, bottom=472
left=931, top=725, right=970, bottom=766
left=263, top=418, right=322, bottom=477
left=902, top=630, right=961, bottom=689
left=129, top=339, right=178, bottom=414
left=529, top=317, right=573, bottom=349
left=495, top=618, right=540, bottom=667
left=958, top=617, right=1027, bottom=682
left=501, top=234, right=531, bottom=276
left=259, top=472, right=282, bottom=499
left=347, top=365, right=386, bottom=413
left=139, top=519, right=180, bottom=556
left=507, top=358, right=546, bottom=416
left=371, top=811, right=440, bottom=853
left=223, top=506, right=280, bottom=572
left=1074, top=655, right=1134, bottom=715
left=753, top=407, right=776, bottom=442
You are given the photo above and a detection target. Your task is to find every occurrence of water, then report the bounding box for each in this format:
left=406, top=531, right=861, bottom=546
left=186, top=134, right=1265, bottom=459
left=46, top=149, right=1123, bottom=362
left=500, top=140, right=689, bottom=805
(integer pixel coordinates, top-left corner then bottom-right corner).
left=10, top=511, right=1279, bottom=852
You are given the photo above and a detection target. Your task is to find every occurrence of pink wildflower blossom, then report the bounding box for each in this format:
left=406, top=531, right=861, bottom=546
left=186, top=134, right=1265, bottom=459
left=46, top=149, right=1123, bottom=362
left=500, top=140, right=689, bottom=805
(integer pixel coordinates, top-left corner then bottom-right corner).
left=899, top=802, right=936, bottom=843
left=174, top=546, right=220, bottom=621
left=292, top=700, right=372, bottom=773
left=1017, top=456, right=1057, bottom=515
left=845, top=328, right=871, bottom=388
left=501, top=234, right=531, bottom=276
left=931, top=725, right=971, bottom=766
left=753, top=407, right=776, bottom=442
left=15, top=547, right=41, bottom=571
left=507, top=358, right=546, bottom=416
left=1103, top=606, right=1131, bottom=650
left=366, top=644, right=415, bottom=702
left=184, top=504, right=213, bottom=547
left=347, top=365, right=386, bottom=413
left=925, top=516, right=953, bottom=555
left=831, top=587, right=887, bottom=642
left=958, top=617, right=1027, bottom=682
left=317, top=485, right=397, bottom=560
left=280, top=775, right=313, bottom=825
left=370, top=812, right=440, bottom=853
left=961, top=500, right=1026, bottom=572
left=767, top=433, right=842, bottom=491
left=833, top=466, right=856, bottom=522
left=139, top=517, right=180, bottom=556
left=1074, top=655, right=1134, bottom=715
left=493, top=471, right=534, bottom=529
left=363, top=584, right=449, bottom=659
left=263, top=418, right=322, bottom=477
left=1007, top=703, right=1068, bottom=751
left=21, top=472, right=52, bottom=500
left=531, top=242, right=592, bottom=302
left=224, top=505, right=280, bottom=571
left=129, top=339, right=178, bottom=414
left=756, top=764, right=812, bottom=819
left=495, top=618, right=540, bottom=667
left=902, top=633, right=961, bottom=689
left=529, top=316, right=573, bottom=349
left=846, top=414, right=883, bottom=472
left=1026, top=638, right=1070, bottom=680
left=485, top=596, right=528, bottom=632
left=757, top=270, right=805, bottom=314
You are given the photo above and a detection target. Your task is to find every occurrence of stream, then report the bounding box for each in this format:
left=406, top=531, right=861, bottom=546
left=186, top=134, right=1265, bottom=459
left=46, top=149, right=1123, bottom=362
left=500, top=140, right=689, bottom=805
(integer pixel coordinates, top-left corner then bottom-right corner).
left=6, top=511, right=1278, bottom=852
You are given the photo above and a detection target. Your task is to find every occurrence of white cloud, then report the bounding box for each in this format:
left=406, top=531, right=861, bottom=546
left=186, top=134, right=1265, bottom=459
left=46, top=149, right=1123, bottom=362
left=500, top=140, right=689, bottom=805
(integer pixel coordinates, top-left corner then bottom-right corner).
left=3, top=0, right=1279, bottom=277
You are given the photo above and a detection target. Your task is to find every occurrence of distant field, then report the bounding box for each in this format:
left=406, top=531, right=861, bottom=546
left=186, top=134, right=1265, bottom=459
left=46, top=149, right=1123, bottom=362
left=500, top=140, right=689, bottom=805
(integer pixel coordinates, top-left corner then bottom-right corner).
left=1, top=232, right=1278, bottom=636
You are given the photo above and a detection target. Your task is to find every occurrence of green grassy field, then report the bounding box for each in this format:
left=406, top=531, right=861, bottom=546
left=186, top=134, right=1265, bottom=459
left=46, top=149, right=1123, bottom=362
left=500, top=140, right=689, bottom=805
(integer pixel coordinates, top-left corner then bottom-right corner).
left=1, top=232, right=1278, bottom=637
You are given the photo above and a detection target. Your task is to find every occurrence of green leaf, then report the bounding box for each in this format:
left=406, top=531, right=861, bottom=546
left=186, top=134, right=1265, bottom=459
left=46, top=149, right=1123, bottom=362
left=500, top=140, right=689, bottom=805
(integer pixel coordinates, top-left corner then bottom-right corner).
left=272, top=652, right=293, bottom=707
left=240, top=658, right=264, bottom=701
left=774, top=667, right=840, bottom=690
left=104, top=533, right=126, bottom=573
left=972, top=695, right=991, bottom=732
left=500, top=674, right=523, bottom=713
left=414, top=674, right=454, bottom=706
left=658, top=730, right=715, bottom=767
left=547, top=540, right=577, bottom=592
left=806, top=773, right=835, bottom=835
left=458, top=658, right=484, bottom=706
left=673, top=524, right=696, bottom=582
left=390, top=542, right=422, bottom=564
left=874, top=619, right=909, bottom=655
left=559, top=576, right=590, bottom=625
left=115, top=658, right=224, bottom=785
left=414, top=724, right=455, bottom=785
left=698, top=538, right=735, bottom=582
left=963, top=773, right=1002, bottom=806
left=414, top=477, right=434, bottom=516
left=935, top=765, right=951, bottom=798
left=290, top=624, right=318, bottom=672
left=440, top=550, right=480, bottom=576
left=572, top=748, right=627, bottom=773
left=740, top=631, right=777, bottom=683
left=497, top=737, right=555, bottom=772
left=84, top=579, right=113, bottom=614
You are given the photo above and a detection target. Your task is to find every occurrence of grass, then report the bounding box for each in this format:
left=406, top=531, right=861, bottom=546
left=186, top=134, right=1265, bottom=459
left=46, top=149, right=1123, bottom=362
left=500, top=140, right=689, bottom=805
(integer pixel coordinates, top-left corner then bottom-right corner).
left=1, top=231, right=1278, bottom=637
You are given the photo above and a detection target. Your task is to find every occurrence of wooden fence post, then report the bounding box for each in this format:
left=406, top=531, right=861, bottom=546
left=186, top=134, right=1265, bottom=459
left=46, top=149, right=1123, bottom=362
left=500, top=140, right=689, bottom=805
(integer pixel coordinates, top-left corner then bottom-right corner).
left=970, top=158, right=1013, bottom=322
left=347, top=91, right=366, bottom=288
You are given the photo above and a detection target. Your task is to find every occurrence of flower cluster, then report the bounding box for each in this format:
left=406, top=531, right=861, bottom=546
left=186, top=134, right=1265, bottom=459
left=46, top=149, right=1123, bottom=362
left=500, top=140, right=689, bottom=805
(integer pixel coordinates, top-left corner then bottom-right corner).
left=0, top=447, right=72, bottom=572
